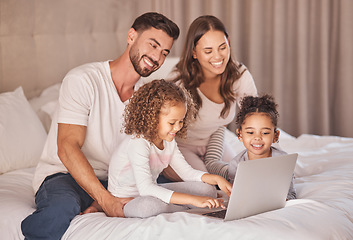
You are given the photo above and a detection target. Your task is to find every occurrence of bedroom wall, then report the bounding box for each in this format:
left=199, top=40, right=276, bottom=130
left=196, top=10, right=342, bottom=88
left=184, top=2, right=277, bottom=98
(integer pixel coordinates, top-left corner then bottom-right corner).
left=1, top=0, right=352, bottom=138
left=0, top=0, right=136, bottom=98
left=135, top=0, right=353, bottom=138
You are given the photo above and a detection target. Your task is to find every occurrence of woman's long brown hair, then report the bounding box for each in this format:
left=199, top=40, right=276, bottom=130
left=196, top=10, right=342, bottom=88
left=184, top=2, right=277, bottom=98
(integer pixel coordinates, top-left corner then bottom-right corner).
left=172, top=15, right=244, bottom=118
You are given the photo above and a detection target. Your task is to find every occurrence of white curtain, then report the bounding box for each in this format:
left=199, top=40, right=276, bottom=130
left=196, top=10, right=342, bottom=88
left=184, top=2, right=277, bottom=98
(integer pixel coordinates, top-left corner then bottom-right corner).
left=130, top=0, right=353, bottom=138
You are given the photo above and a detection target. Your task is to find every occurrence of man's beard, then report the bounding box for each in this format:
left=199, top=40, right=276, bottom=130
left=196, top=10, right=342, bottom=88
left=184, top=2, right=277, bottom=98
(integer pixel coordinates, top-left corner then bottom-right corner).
left=129, top=47, right=158, bottom=77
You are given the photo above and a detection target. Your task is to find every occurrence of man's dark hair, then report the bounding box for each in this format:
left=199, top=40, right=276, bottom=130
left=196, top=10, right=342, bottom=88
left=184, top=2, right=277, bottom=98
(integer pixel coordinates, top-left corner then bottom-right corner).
left=131, top=12, right=180, bottom=40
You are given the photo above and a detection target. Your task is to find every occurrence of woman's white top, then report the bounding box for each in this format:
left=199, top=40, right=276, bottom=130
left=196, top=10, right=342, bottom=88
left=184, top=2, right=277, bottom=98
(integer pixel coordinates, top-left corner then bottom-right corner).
left=177, top=67, right=257, bottom=146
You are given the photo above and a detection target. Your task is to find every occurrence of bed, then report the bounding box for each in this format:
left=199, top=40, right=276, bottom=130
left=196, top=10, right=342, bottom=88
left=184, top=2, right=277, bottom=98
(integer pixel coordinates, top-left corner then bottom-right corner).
left=1, top=1, right=353, bottom=238
left=1, top=65, right=353, bottom=239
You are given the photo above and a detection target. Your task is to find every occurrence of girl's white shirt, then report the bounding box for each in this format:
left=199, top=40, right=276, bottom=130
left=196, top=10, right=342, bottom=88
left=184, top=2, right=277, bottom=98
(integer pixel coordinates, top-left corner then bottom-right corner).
left=108, top=137, right=205, bottom=203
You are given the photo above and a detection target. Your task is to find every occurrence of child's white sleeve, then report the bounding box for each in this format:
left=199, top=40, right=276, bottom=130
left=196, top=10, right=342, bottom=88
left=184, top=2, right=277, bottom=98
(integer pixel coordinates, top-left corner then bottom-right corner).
left=128, top=139, right=174, bottom=203
left=169, top=141, right=206, bottom=182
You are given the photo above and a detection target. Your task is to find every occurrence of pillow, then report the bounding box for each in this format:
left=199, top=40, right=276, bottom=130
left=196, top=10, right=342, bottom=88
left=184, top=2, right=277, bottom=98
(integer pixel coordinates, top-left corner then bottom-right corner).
left=40, top=100, right=58, bottom=124
left=29, top=83, right=60, bottom=132
left=0, top=87, right=47, bottom=173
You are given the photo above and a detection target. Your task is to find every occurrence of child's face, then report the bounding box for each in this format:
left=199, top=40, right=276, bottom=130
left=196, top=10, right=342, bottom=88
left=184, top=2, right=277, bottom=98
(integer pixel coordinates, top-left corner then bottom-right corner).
left=155, top=102, right=187, bottom=149
left=237, top=112, right=280, bottom=160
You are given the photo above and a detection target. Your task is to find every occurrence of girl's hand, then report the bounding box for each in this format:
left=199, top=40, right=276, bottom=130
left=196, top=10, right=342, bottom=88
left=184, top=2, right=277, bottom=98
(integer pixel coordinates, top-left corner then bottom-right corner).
left=191, top=196, right=225, bottom=209
left=201, top=173, right=232, bottom=197
left=216, top=177, right=232, bottom=197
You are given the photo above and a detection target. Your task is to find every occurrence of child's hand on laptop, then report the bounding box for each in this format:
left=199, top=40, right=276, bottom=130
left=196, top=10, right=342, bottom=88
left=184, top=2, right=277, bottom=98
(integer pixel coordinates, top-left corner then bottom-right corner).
left=217, top=177, right=232, bottom=198
left=201, top=174, right=232, bottom=197
left=191, top=195, right=225, bottom=209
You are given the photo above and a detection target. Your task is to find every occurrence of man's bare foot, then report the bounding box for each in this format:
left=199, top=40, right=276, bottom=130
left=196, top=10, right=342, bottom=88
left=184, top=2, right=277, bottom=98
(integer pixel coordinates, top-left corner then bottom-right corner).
left=82, top=200, right=103, bottom=214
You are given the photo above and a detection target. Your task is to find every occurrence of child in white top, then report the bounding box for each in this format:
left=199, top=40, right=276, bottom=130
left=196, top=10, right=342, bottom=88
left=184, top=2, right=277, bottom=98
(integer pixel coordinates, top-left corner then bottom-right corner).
left=109, top=79, right=232, bottom=218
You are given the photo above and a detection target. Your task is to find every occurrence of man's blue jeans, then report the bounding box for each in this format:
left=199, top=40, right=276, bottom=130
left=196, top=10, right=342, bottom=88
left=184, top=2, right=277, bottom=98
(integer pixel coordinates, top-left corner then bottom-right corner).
left=21, top=173, right=108, bottom=240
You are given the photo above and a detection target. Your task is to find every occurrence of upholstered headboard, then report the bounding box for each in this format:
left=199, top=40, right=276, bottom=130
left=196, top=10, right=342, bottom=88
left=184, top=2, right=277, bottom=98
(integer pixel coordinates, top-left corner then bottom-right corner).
left=3, top=0, right=352, bottom=138
left=0, top=0, right=141, bottom=99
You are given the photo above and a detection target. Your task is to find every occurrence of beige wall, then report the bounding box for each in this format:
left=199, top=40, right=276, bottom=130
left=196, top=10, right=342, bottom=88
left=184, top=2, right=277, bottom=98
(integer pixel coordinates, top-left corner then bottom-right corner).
left=1, top=0, right=352, bottom=137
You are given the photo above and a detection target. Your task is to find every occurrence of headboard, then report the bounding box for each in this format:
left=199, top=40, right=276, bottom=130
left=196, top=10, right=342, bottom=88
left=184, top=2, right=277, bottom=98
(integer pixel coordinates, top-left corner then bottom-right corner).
left=2, top=1, right=352, bottom=137
left=0, top=0, right=138, bottom=99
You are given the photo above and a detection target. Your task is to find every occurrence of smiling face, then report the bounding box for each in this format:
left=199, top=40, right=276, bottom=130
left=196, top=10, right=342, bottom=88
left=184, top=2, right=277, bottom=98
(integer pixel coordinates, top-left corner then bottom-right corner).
left=193, top=30, right=230, bottom=78
left=237, top=112, right=280, bottom=160
left=154, top=102, right=186, bottom=149
left=129, top=27, right=174, bottom=77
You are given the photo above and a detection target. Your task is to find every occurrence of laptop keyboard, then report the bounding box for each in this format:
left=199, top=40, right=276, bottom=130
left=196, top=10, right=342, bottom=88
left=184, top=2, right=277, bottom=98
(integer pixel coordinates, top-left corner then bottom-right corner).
left=202, top=209, right=227, bottom=219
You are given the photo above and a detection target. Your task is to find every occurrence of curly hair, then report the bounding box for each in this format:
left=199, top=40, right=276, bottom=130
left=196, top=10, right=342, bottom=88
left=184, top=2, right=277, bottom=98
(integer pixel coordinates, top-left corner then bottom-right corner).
left=123, top=79, right=196, bottom=142
left=171, top=15, right=244, bottom=118
left=236, top=94, right=279, bottom=132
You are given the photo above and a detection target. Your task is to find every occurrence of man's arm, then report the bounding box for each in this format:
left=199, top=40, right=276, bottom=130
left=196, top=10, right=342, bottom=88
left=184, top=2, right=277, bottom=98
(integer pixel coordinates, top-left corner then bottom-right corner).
left=57, top=123, right=132, bottom=217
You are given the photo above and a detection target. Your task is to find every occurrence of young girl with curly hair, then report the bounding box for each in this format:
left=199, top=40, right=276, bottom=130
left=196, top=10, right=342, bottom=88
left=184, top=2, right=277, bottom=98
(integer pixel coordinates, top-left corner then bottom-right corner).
left=204, top=94, right=296, bottom=200
left=107, top=79, right=232, bottom=218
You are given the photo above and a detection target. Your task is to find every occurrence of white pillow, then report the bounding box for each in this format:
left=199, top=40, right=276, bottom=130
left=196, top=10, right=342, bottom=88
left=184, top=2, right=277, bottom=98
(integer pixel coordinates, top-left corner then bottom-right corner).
left=29, top=83, right=60, bottom=132
left=0, top=87, right=47, bottom=173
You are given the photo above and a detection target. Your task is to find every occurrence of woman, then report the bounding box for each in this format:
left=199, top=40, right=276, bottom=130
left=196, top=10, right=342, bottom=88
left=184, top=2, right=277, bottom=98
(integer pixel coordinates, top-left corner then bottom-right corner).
left=163, top=15, right=257, bottom=181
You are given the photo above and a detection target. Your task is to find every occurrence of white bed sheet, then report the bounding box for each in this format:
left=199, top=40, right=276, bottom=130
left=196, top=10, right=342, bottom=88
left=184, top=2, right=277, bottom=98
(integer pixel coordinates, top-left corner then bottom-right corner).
left=1, top=132, right=353, bottom=240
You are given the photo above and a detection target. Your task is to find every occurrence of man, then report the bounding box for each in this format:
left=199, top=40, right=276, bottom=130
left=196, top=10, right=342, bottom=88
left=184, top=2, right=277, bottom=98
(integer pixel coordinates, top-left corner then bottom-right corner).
left=21, top=12, right=179, bottom=240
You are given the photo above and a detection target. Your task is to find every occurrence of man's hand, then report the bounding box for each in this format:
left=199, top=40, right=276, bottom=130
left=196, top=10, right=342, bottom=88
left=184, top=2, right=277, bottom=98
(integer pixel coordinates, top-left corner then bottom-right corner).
left=57, top=123, right=133, bottom=217
left=99, top=192, right=133, bottom=217
left=82, top=192, right=133, bottom=217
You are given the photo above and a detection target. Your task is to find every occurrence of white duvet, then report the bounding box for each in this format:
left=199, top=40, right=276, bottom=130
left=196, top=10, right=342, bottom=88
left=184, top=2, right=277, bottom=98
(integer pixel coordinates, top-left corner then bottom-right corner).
left=1, top=131, right=353, bottom=240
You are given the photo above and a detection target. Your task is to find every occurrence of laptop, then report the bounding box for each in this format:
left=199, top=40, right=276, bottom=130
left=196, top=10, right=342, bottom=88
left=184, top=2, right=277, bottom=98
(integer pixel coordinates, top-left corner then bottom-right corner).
left=187, top=153, right=298, bottom=221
